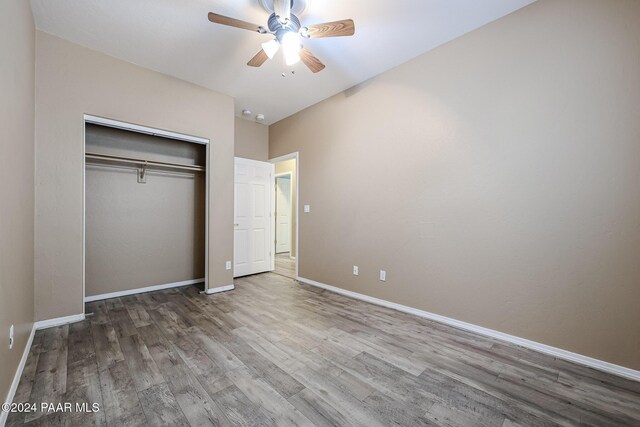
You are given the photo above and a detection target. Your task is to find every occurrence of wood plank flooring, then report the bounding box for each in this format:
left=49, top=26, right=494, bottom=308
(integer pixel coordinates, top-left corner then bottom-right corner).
left=274, top=253, right=296, bottom=279
left=6, top=273, right=640, bottom=426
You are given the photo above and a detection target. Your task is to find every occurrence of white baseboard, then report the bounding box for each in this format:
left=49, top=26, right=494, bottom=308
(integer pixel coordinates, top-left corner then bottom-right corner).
left=3, top=313, right=89, bottom=426
left=84, top=278, right=205, bottom=302
left=297, top=276, right=640, bottom=382
left=205, top=284, right=235, bottom=295
left=34, top=313, right=86, bottom=330
left=1, top=324, right=36, bottom=427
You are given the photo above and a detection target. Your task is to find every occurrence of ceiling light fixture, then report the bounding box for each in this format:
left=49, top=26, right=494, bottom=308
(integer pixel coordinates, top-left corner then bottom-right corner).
left=242, top=109, right=252, bottom=116
left=208, top=0, right=354, bottom=73
left=262, top=31, right=300, bottom=65
left=281, top=31, right=301, bottom=65
left=261, top=39, right=280, bottom=59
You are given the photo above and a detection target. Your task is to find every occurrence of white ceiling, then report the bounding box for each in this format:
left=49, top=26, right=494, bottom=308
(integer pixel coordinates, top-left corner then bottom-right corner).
left=30, top=0, right=536, bottom=125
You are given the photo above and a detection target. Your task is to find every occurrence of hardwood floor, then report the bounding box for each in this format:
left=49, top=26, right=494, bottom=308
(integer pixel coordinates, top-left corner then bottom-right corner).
left=274, top=253, right=296, bottom=279
left=7, top=273, right=640, bottom=426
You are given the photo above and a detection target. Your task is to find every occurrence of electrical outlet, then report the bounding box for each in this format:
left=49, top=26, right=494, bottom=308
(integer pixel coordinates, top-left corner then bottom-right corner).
left=304, top=205, right=311, bottom=213
left=9, top=324, right=14, bottom=349
left=353, top=266, right=359, bottom=276
left=379, top=270, right=386, bottom=282
left=226, top=261, right=232, bottom=270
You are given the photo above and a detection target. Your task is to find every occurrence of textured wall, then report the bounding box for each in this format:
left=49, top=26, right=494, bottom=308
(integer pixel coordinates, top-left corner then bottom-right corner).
left=235, top=117, right=269, bottom=161
left=0, top=0, right=35, bottom=408
left=270, top=0, right=640, bottom=369
left=35, top=32, right=235, bottom=320
left=85, top=125, right=206, bottom=297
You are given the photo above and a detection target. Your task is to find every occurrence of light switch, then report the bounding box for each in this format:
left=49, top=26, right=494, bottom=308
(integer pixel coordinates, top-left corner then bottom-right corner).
left=379, top=270, right=386, bottom=281
left=226, top=261, right=232, bottom=270
left=304, top=205, right=311, bottom=213
left=353, top=266, right=359, bottom=276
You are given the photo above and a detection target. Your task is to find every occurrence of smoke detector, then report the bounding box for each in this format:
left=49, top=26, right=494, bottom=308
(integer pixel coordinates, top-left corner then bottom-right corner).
left=255, top=114, right=265, bottom=122
left=259, top=0, right=310, bottom=16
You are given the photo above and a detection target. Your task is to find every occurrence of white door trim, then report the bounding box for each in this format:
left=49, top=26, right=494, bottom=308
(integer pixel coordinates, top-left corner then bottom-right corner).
left=82, top=114, right=211, bottom=311
left=269, top=152, right=299, bottom=279
left=84, top=114, right=209, bottom=144
left=275, top=172, right=293, bottom=254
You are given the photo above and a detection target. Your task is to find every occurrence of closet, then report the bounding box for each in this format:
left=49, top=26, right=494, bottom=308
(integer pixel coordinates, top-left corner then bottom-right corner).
left=84, top=122, right=206, bottom=300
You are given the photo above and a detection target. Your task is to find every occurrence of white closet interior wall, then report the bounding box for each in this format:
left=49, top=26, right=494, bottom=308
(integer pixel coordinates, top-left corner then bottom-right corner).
left=85, top=123, right=206, bottom=298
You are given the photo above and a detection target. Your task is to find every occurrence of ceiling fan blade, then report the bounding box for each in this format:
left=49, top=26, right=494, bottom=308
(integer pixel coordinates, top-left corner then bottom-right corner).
left=304, top=19, right=355, bottom=38
left=300, top=48, right=325, bottom=73
left=247, top=49, right=269, bottom=67
left=208, top=12, right=266, bottom=33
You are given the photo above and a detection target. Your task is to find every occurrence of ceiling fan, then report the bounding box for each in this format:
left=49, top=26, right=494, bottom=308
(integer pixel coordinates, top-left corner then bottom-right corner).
left=208, top=0, right=355, bottom=73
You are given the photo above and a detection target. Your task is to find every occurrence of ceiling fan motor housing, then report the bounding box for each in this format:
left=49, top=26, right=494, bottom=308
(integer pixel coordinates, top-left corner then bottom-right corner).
left=259, top=0, right=308, bottom=16
left=268, top=13, right=301, bottom=41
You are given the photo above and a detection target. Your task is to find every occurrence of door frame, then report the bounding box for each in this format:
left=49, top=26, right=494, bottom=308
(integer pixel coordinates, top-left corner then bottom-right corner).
left=82, top=114, right=211, bottom=309
left=269, top=152, right=299, bottom=279
left=274, top=172, right=293, bottom=255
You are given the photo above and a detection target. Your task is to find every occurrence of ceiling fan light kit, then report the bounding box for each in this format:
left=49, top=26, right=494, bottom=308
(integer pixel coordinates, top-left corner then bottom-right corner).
left=261, top=39, right=279, bottom=59
left=207, top=0, right=355, bottom=73
left=281, top=32, right=302, bottom=65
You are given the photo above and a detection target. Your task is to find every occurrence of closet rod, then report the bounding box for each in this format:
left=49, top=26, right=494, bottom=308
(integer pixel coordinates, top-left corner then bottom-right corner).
left=85, top=152, right=205, bottom=172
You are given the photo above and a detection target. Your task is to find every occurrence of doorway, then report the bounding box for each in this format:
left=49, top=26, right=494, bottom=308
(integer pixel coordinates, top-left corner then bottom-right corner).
left=82, top=114, right=212, bottom=305
left=271, top=153, right=298, bottom=279
left=275, top=174, right=292, bottom=254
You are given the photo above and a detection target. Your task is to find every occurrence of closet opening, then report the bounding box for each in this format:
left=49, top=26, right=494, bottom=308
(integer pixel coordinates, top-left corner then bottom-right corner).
left=82, top=115, right=210, bottom=304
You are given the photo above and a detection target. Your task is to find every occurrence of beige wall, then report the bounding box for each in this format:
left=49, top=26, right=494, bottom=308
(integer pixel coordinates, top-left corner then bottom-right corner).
left=270, top=0, right=640, bottom=370
left=0, top=0, right=35, bottom=406
left=275, top=159, right=297, bottom=258
left=235, top=117, right=269, bottom=161
left=35, top=32, right=235, bottom=320
left=85, top=125, right=206, bottom=297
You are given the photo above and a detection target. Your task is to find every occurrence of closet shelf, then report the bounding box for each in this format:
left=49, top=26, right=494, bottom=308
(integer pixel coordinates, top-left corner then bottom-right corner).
left=85, top=152, right=205, bottom=173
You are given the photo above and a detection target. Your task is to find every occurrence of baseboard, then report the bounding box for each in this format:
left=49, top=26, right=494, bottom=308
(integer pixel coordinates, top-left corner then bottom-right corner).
left=205, top=284, right=235, bottom=295
left=84, top=278, right=205, bottom=302
left=34, top=313, right=86, bottom=330
left=297, top=276, right=640, bottom=382
left=2, top=312, right=88, bottom=426
left=1, top=324, right=36, bottom=427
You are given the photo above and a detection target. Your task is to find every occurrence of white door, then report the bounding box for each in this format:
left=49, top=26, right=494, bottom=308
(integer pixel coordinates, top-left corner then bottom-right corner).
left=275, top=176, right=291, bottom=254
left=234, top=158, right=274, bottom=277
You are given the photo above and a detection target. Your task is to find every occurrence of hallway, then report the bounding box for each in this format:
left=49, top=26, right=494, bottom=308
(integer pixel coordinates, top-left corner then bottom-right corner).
left=274, top=252, right=295, bottom=279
